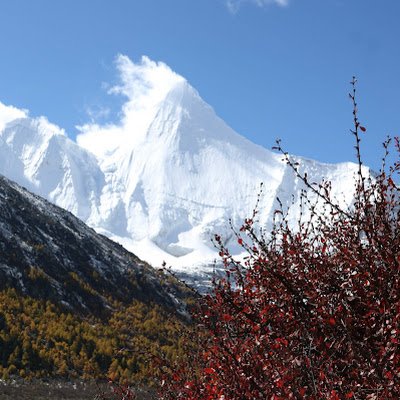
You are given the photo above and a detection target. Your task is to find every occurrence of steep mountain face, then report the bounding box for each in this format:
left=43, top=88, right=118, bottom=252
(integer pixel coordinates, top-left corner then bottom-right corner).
left=0, top=56, right=364, bottom=279
left=0, top=174, right=185, bottom=316
left=0, top=117, right=103, bottom=223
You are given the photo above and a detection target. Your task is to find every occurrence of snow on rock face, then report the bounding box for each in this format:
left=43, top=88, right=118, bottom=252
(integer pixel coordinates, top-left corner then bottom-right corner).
left=0, top=56, right=363, bottom=278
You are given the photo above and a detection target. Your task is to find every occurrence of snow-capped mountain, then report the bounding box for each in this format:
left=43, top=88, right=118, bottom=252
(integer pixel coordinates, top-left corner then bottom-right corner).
left=0, top=56, right=363, bottom=280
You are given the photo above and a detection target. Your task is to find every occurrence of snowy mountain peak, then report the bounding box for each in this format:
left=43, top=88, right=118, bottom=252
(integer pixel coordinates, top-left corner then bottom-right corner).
left=0, top=110, right=104, bottom=222
left=0, top=56, right=365, bottom=282
left=1, top=117, right=65, bottom=158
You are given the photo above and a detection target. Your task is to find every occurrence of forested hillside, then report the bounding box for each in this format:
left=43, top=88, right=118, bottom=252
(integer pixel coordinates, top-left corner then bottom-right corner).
left=0, top=175, right=191, bottom=382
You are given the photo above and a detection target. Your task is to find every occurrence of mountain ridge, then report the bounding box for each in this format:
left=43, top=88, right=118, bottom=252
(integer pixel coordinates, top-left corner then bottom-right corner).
left=0, top=173, right=188, bottom=316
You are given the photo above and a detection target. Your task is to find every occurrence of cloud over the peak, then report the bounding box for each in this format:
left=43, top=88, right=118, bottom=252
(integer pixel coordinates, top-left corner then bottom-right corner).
left=77, top=55, right=186, bottom=158
left=109, top=55, right=183, bottom=103
left=0, top=102, right=28, bottom=131
left=226, top=0, right=289, bottom=13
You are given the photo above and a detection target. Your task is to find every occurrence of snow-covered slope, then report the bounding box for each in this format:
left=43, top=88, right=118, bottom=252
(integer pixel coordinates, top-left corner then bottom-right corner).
left=0, top=56, right=363, bottom=280
left=0, top=116, right=104, bottom=222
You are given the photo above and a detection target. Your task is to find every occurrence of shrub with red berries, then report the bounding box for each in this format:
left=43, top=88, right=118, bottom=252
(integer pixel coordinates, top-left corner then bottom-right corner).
left=157, top=78, right=400, bottom=399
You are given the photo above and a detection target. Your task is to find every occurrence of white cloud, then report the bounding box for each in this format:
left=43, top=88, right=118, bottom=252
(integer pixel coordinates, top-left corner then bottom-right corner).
left=0, top=102, right=28, bottom=132
left=76, top=55, right=185, bottom=158
left=226, top=0, right=289, bottom=13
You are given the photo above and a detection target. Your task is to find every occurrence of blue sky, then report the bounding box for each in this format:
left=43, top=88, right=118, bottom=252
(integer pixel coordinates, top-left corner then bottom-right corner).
left=0, top=0, right=399, bottom=171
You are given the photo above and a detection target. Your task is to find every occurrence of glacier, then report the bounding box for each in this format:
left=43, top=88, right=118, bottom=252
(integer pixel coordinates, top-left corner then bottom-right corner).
left=0, top=55, right=363, bottom=280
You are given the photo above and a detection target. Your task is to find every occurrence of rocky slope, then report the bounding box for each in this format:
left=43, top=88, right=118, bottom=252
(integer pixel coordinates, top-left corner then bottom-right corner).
left=0, top=174, right=186, bottom=316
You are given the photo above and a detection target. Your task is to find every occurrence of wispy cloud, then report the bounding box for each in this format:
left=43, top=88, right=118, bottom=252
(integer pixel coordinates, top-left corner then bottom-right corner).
left=85, top=104, right=111, bottom=123
left=226, top=0, right=289, bottom=13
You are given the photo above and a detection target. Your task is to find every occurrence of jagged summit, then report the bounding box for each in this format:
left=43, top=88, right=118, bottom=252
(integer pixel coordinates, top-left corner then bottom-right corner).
left=0, top=56, right=363, bottom=281
left=0, top=115, right=104, bottom=221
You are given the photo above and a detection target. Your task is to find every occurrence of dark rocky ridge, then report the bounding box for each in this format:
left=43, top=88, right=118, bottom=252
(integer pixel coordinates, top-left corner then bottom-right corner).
left=0, top=174, right=186, bottom=317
